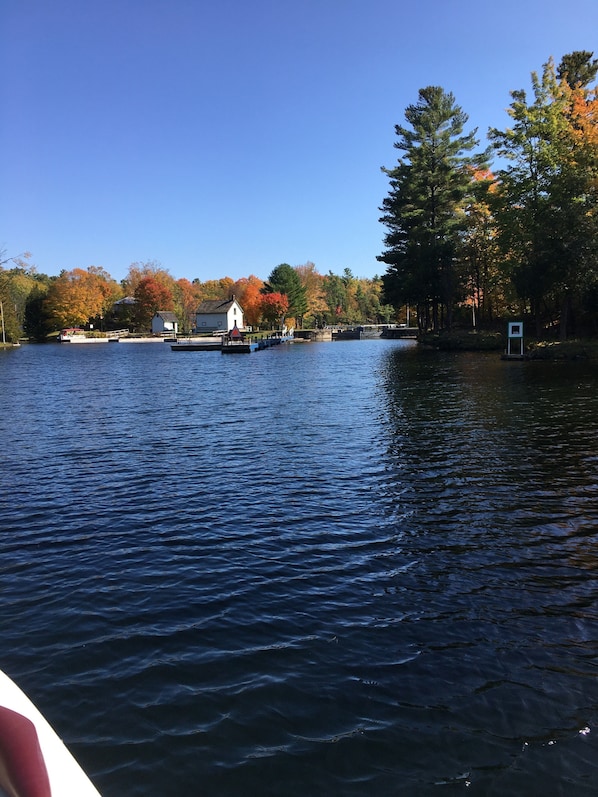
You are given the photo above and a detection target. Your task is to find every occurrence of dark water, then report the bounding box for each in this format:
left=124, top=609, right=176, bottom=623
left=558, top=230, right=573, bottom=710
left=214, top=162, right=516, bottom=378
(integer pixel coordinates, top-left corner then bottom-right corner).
left=1, top=340, right=598, bottom=796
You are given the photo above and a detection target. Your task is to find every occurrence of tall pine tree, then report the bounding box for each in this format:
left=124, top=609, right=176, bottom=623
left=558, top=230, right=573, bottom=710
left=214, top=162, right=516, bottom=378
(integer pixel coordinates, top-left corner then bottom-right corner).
left=378, top=86, right=486, bottom=331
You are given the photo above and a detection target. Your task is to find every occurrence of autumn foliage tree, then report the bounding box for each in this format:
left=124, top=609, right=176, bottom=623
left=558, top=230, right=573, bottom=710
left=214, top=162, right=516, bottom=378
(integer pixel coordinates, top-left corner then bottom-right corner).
left=233, top=275, right=264, bottom=327
left=260, top=292, right=289, bottom=327
left=123, top=261, right=175, bottom=297
left=295, top=262, right=327, bottom=325
left=44, top=266, right=120, bottom=329
left=134, top=276, right=174, bottom=330
left=173, top=278, right=203, bottom=333
left=195, top=277, right=235, bottom=302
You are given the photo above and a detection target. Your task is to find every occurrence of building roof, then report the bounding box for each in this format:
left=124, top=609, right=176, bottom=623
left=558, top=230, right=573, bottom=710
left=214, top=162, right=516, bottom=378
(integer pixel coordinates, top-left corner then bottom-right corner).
left=196, top=297, right=243, bottom=314
left=154, top=311, right=178, bottom=321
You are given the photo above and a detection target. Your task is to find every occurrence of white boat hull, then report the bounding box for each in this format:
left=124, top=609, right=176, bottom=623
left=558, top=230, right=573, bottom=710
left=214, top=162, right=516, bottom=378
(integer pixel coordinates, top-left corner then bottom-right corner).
left=0, top=670, right=101, bottom=796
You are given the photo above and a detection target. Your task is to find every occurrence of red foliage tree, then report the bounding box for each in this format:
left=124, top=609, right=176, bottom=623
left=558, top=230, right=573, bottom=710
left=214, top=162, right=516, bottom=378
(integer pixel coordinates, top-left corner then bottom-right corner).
left=134, top=276, right=174, bottom=330
left=260, top=292, right=289, bottom=326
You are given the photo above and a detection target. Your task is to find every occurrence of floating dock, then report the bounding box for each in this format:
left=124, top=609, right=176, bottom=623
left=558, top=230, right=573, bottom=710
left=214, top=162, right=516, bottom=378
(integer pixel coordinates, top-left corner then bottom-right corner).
left=221, top=335, right=293, bottom=354
left=170, top=335, right=294, bottom=353
left=171, top=341, right=222, bottom=351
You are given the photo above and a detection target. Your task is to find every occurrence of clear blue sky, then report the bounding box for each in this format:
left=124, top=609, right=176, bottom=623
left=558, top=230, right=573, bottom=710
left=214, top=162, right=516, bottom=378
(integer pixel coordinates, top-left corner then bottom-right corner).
left=2, top=0, right=597, bottom=284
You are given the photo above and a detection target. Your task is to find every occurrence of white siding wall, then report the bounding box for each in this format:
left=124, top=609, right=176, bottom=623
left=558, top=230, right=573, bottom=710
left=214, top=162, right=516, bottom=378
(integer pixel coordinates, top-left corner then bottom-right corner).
left=151, top=316, right=178, bottom=334
left=195, top=312, right=227, bottom=330
left=227, top=303, right=244, bottom=329
left=196, top=301, right=244, bottom=332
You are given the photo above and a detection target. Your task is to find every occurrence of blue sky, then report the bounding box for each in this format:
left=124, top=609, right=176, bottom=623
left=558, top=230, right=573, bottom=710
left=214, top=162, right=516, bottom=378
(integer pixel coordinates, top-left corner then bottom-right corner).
left=2, top=0, right=597, bottom=284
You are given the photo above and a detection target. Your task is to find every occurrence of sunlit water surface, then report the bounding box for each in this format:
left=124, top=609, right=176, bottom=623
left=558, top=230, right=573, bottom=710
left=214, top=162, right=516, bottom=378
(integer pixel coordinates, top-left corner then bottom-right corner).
left=1, top=340, right=598, bottom=795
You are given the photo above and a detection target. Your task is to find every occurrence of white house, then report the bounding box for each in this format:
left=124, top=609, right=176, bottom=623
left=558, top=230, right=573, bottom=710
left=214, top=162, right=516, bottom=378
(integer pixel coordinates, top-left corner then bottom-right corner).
left=195, top=296, right=244, bottom=333
left=151, top=311, right=179, bottom=335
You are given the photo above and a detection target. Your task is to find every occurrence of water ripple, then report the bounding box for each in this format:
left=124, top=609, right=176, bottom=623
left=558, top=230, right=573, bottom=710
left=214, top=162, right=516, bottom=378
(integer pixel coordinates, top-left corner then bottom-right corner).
left=1, top=343, right=598, bottom=794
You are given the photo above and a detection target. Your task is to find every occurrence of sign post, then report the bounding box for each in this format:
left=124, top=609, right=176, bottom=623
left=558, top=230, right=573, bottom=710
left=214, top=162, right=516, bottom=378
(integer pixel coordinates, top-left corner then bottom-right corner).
left=507, top=321, right=524, bottom=357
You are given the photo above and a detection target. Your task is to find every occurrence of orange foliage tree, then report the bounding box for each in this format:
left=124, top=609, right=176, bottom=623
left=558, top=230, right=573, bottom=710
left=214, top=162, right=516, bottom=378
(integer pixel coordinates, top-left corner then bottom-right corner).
left=134, top=276, right=175, bottom=330
left=44, top=266, right=121, bottom=329
left=174, top=278, right=203, bottom=332
left=260, top=292, right=289, bottom=327
left=232, top=275, right=264, bottom=327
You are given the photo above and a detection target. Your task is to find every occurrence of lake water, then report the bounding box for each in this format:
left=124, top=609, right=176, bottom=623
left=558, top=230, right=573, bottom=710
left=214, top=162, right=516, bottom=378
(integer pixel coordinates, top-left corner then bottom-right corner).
left=1, top=339, right=598, bottom=796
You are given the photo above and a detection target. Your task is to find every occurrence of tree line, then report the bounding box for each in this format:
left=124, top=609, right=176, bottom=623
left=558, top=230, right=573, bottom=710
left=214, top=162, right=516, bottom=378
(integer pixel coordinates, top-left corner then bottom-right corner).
left=0, top=255, right=394, bottom=342
left=379, top=50, right=598, bottom=339
left=6, top=51, right=595, bottom=343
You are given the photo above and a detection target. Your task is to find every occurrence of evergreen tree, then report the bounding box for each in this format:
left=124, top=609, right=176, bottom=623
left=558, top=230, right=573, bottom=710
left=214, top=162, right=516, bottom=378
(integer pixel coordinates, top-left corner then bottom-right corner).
left=322, top=271, right=348, bottom=322
left=557, top=50, right=598, bottom=88
left=378, top=86, right=486, bottom=331
left=23, top=284, right=53, bottom=341
left=261, top=264, right=308, bottom=326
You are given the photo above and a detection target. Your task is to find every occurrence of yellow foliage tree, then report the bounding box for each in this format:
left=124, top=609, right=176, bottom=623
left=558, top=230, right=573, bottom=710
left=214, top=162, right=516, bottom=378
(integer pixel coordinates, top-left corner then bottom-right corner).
left=45, top=267, right=120, bottom=329
left=295, top=262, right=327, bottom=324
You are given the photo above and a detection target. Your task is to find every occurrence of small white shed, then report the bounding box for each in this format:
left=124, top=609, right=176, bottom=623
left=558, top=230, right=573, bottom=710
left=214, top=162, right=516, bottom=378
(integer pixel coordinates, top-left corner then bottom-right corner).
left=195, top=296, right=244, bottom=332
left=152, top=311, right=179, bottom=335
